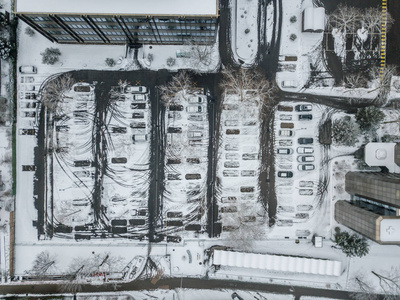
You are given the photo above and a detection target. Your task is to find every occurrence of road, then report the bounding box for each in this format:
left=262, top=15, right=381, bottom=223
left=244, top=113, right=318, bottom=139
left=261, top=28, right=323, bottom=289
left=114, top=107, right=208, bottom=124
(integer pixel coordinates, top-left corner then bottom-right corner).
left=0, top=277, right=358, bottom=299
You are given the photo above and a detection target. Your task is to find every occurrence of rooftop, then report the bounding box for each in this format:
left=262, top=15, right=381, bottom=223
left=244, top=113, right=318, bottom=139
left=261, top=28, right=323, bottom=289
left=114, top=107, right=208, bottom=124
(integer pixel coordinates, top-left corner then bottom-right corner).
left=365, top=142, right=400, bottom=173
left=16, top=0, right=218, bottom=16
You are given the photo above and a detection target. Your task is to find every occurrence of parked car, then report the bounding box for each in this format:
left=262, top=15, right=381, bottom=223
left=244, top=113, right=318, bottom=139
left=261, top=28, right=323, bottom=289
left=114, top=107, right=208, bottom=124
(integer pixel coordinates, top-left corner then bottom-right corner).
left=132, top=134, right=148, bottom=142
left=277, top=148, right=293, bottom=155
left=19, top=65, right=37, bottom=74
left=188, top=131, right=203, bottom=139
left=297, top=147, right=314, bottom=154
left=167, top=127, right=182, bottom=133
left=297, top=155, right=315, bottom=162
left=130, top=122, right=146, bottom=128
left=278, top=171, right=293, bottom=178
left=188, top=95, right=205, bottom=103
left=132, top=94, right=147, bottom=101
left=281, top=80, right=298, bottom=88
left=279, top=130, right=294, bottom=137
left=186, top=105, right=204, bottom=113
left=295, top=104, right=312, bottom=112
left=132, top=112, right=144, bottom=119
left=298, top=164, right=315, bottom=171
left=299, top=114, right=313, bottom=120
left=125, top=86, right=147, bottom=93
left=298, top=137, right=313, bottom=144
left=169, top=104, right=183, bottom=111
left=280, top=122, right=294, bottom=128
left=188, top=114, right=204, bottom=121
left=130, top=103, right=146, bottom=109
left=279, top=114, right=292, bottom=121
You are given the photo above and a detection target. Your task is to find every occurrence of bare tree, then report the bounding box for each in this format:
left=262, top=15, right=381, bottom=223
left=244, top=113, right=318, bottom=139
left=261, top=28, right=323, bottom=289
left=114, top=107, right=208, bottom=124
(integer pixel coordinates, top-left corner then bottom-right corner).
left=159, top=70, right=193, bottom=105
left=371, top=267, right=400, bottom=298
left=220, top=67, right=277, bottom=104
left=363, top=7, right=394, bottom=34
left=41, top=73, right=75, bottom=112
left=349, top=272, right=379, bottom=300
left=344, top=72, right=368, bottom=89
left=186, top=41, right=214, bottom=71
left=369, top=64, right=398, bottom=106
left=29, top=251, right=57, bottom=277
left=328, top=4, right=361, bottom=33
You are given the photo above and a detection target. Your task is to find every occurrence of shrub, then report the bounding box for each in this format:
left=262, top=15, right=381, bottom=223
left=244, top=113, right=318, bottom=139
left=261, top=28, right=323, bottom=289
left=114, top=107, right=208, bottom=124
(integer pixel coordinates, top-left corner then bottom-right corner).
left=105, top=58, right=116, bottom=67
left=355, top=106, right=385, bottom=133
left=25, top=27, right=35, bottom=37
left=332, top=116, right=360, bottom=146
left=290, top=34, right=297, bottom=41
left=0, top=38, right=12, bottom=59
left=334, top=231, right=369, bottom=258
left=147, top=53, right=153, bottom=62
left=290, top=16, right=297, bottom=23
left=166, top=57, right=176, bottom=67
left=0, top=13, right=8, bottom=27
left=41, top=47, right=61, bottom=65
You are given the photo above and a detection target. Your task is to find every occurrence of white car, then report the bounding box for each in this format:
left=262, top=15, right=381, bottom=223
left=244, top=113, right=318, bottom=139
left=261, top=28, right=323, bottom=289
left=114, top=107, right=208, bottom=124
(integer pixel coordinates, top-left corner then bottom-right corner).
left=186, top=105, right=204, bottom=113
left=188, top=95, right=205, bottom=104
left=297, top=155, right=314, bottom=162
left=282, top=80, right=298, bottom=88
left=279, top=130, right=294, bottom=137
left=188, top=131, right=203, bottom=139
left=298, top=164, right=315, bottom=171
left=132, top=94, right=147, bottom=101
left=297, top=147, right=314, bottom=154
left=126, top=86, right=147, bottom=93
left=19, top=65, right=37, bottom=74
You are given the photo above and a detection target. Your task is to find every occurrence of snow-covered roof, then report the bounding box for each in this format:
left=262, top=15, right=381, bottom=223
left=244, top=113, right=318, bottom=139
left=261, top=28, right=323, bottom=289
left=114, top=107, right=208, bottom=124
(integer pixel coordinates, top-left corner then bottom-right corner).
left=365, top=142, right=400, bottom=173
left=303, top=7, right=325, bottom=32
left=380, top=219, right=400, bottom=242
left=16, top=0, right=218, bottom=16
left=212, top=250, right=342, bottom=276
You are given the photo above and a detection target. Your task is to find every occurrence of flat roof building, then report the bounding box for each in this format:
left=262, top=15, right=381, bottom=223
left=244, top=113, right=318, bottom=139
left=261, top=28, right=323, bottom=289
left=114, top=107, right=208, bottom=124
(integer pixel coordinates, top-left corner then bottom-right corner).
left=335, top=171, right=400, bottom=245
left=15, top=0, right=219, bottom=45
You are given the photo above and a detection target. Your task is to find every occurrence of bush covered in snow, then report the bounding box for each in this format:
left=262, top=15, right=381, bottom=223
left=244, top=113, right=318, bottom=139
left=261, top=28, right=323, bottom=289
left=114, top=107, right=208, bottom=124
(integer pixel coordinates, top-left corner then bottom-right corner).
left=25, top=27, right=35, bottom=37
left=290, top=16, right=297, bottom=23
left=332, top=116, right=360, bottom=146
left=355, top=106, right=384, bottom=133
left=41, top=47, right=61, bottom=65
left=0, top=38, right=12, bottom=59
left=105, top=58, right=116, bottom=67
left=166, top=57, right=176, bottom=67
left=289, top=34, right=297, bottom=41
left=0, top=12, right=8, bottom=27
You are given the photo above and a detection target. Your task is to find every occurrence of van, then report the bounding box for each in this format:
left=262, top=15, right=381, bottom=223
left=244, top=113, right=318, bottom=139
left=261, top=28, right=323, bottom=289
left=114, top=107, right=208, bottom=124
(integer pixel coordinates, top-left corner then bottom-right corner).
left=19, top=66, right=37, bottom=74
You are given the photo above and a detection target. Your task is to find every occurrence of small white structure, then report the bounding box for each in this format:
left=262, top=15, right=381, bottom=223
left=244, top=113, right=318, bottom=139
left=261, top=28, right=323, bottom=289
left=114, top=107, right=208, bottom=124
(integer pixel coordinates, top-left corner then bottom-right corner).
left=365, top=142, right=400, bottom=173
left=302, top=7, right=326, bottom=32
left=212, top=250, right=342, bottom=276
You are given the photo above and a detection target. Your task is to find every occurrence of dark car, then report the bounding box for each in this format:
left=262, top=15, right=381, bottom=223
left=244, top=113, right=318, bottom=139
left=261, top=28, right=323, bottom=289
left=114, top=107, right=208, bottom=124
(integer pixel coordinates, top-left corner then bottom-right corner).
left=299, top=114, right=313, bottom=120
left=130, top=103, right=146, bottom=109
left=278, top=171, right=293, bottom=178
left=298, top=138, right=313, bottom=144
left=111, top=127, right=127, bottom=133
left=167, top=235, right=182, bottom=243
left=167, top=127, right=182, bottom=133
left=295, top=104, right=312, bottom=111
left=169, top=104, right=183, bottom=111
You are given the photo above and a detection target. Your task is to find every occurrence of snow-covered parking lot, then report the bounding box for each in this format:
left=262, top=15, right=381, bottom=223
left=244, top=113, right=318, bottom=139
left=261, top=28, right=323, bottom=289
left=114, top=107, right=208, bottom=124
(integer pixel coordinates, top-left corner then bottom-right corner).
left=162, top=91, right=209, bottom=235
left=216, top=92, right=265, bottom=234
left=272, top=102, right=329, bottom=238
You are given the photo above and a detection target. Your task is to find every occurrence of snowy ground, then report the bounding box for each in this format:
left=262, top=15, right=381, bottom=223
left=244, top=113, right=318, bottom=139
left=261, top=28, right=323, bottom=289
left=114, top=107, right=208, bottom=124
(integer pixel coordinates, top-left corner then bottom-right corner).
left=216, top=92, right=265, bottom=235
left=162, top=91, right=209, bottom=235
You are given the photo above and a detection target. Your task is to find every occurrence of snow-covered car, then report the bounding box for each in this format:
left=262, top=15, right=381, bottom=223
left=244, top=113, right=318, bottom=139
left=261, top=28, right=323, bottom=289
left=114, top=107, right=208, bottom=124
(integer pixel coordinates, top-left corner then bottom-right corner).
left=186, top=105, right=204, bottom=113
left=19, top=65, right=37, bottom=74
left=281, top=80, right=298, bottom=88
left=298, top=164, right=315, bottom=171
left=277, top=148, right=293, bottom=155
left=125, top=86, right=147, bottom=93
left=132, top=134, right=148, bottom=142
left=188, top=114, right=204, bottom=121
left=297, top=147, right=314, bottom=154
left=188, top=95, right=206, bottom=104
left=279, top=114, right=292, bottom=121
left=224, top=120, right=239, bottom=126
left=20, top=76, right=35, bottom=83
left=188, top=131, right=203, bottom=139
left=295, top=104, right=312, bottom=112
left=279, top=130, right=294, bottom=137
left=297, top=155, right=314, bottom=162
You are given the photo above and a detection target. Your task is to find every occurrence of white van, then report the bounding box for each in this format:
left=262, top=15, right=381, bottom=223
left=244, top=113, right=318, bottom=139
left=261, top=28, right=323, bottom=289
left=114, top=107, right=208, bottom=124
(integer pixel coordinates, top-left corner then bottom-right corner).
left=19, top=66, right=37, bottom=74
left=132, top=134, right=148, bottom=142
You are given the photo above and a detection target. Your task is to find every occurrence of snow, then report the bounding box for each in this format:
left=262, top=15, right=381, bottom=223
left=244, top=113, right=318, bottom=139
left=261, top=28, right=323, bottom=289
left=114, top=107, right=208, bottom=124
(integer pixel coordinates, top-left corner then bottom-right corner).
left=364, top=142, right=400, bottom=173
left=302, top=7, right=325, bottom=32
left=213, top=250, right=342, bottom=276
left=380, top=219, right=400, bottom=242
left=233, top=0, right=259, bottom=64
left=16, top=0, right=218, bottom=16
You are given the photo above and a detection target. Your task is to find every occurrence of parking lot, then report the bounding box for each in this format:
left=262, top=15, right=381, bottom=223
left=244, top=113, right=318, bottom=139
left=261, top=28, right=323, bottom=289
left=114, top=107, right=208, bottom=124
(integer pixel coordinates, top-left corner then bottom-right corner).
left=216, top=92, right=265, bottom=234
left=162, top=91, right=209, bottom=234
left=273, top=102, right=324, bottom=237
